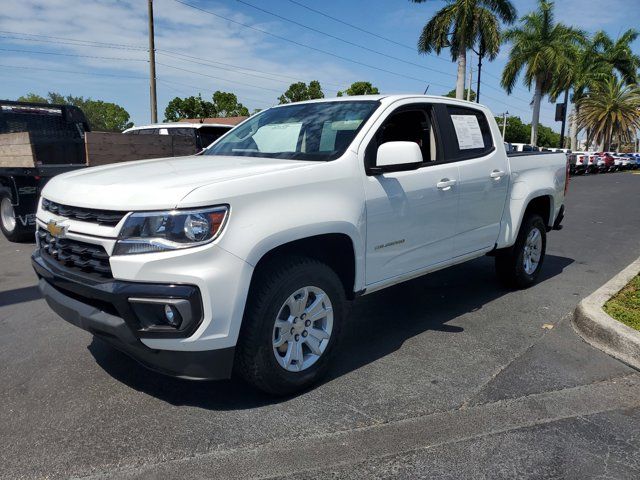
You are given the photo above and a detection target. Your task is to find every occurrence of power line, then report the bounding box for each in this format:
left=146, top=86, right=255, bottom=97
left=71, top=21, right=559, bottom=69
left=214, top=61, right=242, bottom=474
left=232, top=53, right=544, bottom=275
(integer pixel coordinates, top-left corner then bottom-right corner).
left=0, top=47, right=147, bottom=62
left=171, top=0, right=451, bottom=90
left=156, top=61, right=286, bottom=94
left=0, top=32, right=146, bottom=51
left=0, top=63, right=147, bottom=79
left=157, top=50, right=346, bottom=89
left=234, top=0, right=455, bottom=78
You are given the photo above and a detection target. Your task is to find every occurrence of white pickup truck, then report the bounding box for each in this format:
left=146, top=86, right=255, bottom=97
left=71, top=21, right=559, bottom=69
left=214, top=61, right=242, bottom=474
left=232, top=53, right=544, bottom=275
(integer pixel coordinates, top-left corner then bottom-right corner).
left=32, top=95, right=567, bottom=394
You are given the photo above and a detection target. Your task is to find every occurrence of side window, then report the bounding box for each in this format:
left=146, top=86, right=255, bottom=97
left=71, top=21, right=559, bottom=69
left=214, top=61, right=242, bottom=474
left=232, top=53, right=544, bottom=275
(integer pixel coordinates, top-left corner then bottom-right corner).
left=443, top=106, right=494, bottom=160
left=137, top=128, right=159, bottom=135
left=365, top=105, right=440, bottom=169
left=199, top=126, right=231, bottom=148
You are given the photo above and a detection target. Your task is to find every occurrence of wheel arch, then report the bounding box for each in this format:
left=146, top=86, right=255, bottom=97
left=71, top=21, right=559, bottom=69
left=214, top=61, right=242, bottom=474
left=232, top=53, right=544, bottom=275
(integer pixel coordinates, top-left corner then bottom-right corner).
left=247, top=231, right=360, bottom=300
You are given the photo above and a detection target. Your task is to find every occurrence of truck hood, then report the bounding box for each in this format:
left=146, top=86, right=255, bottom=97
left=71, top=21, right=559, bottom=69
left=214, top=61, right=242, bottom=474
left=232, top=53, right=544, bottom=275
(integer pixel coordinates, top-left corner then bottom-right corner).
left=41, top=155, right=316, bottom=210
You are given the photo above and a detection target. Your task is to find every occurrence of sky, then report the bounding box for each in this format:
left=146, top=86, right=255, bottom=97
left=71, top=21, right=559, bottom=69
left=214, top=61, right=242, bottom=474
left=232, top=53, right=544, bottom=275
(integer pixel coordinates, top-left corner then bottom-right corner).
left=2, top=0, right=639, bottom=131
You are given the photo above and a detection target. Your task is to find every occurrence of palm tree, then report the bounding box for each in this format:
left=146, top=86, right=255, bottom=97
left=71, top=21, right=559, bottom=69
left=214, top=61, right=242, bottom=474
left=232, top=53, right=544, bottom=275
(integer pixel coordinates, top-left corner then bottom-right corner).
left=501, top=0, right=585, bottom=146
left=410, top=0, right=517, bottom=99
left=553, top=29, right=640, bottom=149
left=577, top=78, right=640, bottom=151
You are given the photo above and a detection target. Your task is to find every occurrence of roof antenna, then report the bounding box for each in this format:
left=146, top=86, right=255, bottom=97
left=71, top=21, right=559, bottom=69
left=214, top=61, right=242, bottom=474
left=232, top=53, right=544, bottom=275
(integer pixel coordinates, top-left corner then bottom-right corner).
left=423, top=85, right=430, bottom=94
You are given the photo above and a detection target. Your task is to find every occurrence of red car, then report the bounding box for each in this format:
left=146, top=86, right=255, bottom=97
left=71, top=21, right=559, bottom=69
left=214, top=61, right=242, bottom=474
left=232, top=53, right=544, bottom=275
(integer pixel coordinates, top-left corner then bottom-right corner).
left=596, top=152, right=615, bottom=172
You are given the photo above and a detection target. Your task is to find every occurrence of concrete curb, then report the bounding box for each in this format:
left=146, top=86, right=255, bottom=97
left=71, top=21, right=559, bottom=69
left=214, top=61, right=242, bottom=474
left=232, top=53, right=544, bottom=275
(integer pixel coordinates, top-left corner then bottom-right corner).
left=572, top=256, right=640, bottom=369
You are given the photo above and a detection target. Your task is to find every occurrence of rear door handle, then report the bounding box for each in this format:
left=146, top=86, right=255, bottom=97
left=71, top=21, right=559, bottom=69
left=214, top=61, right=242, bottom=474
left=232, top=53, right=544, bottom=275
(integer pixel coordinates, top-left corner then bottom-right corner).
left=436, top=178, right=456, bottom=190
left=490, top=170, right=506, bottom=179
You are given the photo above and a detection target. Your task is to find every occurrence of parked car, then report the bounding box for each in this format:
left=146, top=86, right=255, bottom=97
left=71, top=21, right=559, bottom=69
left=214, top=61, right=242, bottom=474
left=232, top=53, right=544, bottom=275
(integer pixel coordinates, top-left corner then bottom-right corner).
left=597, top=152, right=616, bottom=172
left=511, top=142, right=536, bottom=152
left=123, top=122, right=234, bottom=150
left=568, top=152, right=590, bottom=174
left=32, top=95, right=568, bottom=394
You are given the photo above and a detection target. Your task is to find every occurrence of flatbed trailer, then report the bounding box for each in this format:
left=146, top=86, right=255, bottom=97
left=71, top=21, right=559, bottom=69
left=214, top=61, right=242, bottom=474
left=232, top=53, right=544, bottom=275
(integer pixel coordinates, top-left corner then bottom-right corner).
left=0, top=164, right=86, bottom=241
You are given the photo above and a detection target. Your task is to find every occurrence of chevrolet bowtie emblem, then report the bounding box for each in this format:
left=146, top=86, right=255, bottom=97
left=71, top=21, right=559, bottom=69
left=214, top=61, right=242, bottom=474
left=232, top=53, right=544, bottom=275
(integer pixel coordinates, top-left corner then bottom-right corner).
left=47, top=220, right=67, bottom=238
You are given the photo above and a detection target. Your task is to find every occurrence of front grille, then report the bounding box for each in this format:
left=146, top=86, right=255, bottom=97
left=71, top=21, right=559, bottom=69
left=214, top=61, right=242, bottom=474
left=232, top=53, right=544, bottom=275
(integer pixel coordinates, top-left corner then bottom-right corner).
left=42, top=198, right=127, bottom=226
left=37, top=228, right=112, bottom=279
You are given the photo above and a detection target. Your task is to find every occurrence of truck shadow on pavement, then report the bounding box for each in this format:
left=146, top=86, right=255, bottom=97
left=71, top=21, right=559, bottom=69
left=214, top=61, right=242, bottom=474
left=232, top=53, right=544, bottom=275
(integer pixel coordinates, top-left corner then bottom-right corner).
left=88, top=254, right=574, bottom=409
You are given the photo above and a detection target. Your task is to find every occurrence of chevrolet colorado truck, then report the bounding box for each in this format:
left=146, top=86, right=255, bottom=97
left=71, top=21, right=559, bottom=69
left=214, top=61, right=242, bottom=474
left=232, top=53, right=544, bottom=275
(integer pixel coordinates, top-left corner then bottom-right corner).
left=32, top=95, right=568, bottom=395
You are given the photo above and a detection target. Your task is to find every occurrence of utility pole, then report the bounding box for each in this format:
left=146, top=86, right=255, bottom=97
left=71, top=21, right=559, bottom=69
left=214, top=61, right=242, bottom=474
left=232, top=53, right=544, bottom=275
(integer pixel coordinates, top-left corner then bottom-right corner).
left=502, top=111, right=509, bottom=139
left=476, top=47, right=484, bottom=103
left=148, top=0, right=158, bottom=123
left=467, top=61, right=473, bottom=102
left=558, top=89, right=569, bottom=149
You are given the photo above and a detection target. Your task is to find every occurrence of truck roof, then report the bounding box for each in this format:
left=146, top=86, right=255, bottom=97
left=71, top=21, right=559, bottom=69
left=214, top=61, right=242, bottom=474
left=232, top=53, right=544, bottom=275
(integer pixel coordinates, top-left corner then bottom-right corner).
left=123, top=122, right=233, bottom=133
left=272, top=94, right=486, bottom=108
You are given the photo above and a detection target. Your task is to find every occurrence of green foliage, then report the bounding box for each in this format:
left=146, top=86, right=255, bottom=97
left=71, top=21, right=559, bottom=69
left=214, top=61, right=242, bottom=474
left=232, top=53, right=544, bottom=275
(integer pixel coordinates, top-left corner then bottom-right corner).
left=212, top=91, right=250, bottom=117
left=278, top=81, right=324, bottom=104
left=164, top=94, right=216, bottom=122
left=164, top=91, right=249, bottom=121
left=410, top=0, right=517, bottom=61
left=494, top=115, right=560, bottom=147
left=17, top=92, right=133, bottom=131
left=577, top=78, right=640, bottom=150
left=604, top=274, right=640, bottom=331
left=444, top=88, right=476, bottom=101
left=501, top=0, right=585, bottom=95
left=337, top=81, right=380, bottom=97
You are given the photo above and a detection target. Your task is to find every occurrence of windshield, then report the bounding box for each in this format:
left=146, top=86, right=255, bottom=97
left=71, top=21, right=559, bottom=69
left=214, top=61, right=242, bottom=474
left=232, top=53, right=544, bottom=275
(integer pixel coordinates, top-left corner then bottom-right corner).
left=205, top=100, right=380, bottom=161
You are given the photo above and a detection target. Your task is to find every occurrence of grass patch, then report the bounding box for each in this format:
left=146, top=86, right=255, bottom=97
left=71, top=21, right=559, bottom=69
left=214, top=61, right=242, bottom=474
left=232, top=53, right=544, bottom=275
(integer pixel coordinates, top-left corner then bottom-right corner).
left=604, top=274, right=640, bottom=331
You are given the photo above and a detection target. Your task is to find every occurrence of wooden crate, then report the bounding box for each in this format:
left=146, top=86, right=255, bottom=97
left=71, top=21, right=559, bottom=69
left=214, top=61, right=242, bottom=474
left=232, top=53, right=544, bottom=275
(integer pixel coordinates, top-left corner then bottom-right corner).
left=0, top=132, right=35, bottom=168
left=85, top=132, right=199, bottom=167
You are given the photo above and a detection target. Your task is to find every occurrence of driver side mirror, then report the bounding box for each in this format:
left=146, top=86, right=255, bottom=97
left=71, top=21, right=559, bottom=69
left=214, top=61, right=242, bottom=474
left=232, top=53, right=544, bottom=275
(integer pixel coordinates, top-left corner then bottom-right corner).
left=370, top=141, right=423, bottom=174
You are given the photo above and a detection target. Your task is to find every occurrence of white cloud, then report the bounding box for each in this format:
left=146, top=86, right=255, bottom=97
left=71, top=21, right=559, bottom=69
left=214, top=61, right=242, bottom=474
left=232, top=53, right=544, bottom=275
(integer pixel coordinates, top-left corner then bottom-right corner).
left=0, top=0, right=359, bottom=123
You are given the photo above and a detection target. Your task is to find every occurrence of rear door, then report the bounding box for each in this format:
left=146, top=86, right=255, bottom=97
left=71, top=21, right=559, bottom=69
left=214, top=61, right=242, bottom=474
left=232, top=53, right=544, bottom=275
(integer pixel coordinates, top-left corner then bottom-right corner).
left=437, top=104, right=509, bottom=256
left=362, top=102, right=460, bottom=285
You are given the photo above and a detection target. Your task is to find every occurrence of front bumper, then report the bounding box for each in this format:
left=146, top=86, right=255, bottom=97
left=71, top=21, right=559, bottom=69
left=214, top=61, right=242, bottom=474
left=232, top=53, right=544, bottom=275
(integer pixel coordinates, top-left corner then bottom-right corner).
left=32, top=251, right=235, bottom=380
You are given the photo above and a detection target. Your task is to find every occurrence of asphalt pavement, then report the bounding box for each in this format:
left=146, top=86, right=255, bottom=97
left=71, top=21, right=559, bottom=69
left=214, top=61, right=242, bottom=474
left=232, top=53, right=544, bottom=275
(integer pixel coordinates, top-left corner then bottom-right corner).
left=1, top=172, right=639, bottom=479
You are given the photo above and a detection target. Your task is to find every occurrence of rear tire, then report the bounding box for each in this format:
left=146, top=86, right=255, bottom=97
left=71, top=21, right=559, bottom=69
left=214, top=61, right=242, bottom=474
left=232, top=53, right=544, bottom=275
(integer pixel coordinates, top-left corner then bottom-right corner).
left=235, top=255, right=347, bottom=395
left=0, top=188, right=32, bottom=242
left=495, top=214, right=547, bottom=289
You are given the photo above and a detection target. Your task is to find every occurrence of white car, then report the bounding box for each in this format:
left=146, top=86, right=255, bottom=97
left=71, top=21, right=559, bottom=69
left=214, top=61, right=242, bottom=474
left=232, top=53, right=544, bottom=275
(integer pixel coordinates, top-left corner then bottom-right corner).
left=123, top=122, right=234, bottom=149
left=33, top=95, right=567, bottom=394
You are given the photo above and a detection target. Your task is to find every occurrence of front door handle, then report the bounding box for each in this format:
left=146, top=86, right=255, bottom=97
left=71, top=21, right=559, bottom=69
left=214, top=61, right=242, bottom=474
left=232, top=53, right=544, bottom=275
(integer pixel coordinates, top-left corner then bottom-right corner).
left=436, top=178, right=456, bottom=190
left=490, top=170, right=506, bottom=179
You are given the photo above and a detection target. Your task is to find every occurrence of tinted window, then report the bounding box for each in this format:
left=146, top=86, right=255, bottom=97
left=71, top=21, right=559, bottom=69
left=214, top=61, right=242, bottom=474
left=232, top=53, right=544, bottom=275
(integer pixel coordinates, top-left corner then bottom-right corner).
left=206, top=101, right=379, bottom=161
left=444, top=106, right=494, bottom=159
left=136, top=128, right=159, bottom=135
left=167, top=128, right=196, bottom=138
left=198, top=126, right=231, bottom=147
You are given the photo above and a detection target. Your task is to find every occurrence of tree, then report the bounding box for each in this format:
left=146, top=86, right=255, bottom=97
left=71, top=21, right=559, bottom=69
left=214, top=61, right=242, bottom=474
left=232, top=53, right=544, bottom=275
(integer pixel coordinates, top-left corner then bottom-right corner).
left=551, top=29, right=640, bottom=150
left=337, top=81, right=379, bottom=97
left=495, top=115, right=529, bottom=143
left=501, top=0, right=585, bottom=146
left=164, top=94, right=216, bottom=122
left=278, top=81, right=324, bottom=104
left=445, top=88, right=476, bottom=101
left=211, top=91, right=249, bottom=117
left=17, top=92, right=133, bottom=131
left=576, top=78, right=640, bottom=151
left=410, top=0, right=517, bottom=99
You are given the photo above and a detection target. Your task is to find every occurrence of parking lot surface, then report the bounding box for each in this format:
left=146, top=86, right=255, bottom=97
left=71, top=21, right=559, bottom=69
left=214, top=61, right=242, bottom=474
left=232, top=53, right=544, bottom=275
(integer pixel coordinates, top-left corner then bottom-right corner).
left=1, top=173, right=640, bottom=479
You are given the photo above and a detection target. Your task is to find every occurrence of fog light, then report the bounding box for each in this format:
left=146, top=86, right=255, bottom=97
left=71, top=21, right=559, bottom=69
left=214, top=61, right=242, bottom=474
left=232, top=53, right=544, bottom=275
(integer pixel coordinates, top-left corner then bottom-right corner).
left=164, top=304, right=178, bottom=327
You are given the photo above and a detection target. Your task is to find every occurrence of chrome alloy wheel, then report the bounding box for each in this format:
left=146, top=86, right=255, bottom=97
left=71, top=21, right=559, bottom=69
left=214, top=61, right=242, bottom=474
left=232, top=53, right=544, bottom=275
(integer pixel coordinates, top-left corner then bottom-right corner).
left=272, top=286, right=333, bottom=372
left=0, top=197, right=16, bottom=232
left=523, top=227, right=542, bottom=275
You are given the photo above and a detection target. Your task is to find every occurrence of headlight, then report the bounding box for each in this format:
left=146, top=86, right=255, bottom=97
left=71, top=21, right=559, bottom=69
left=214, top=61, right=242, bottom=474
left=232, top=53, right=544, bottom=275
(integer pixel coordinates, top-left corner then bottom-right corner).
left=113, top=206, right=229, bottom=255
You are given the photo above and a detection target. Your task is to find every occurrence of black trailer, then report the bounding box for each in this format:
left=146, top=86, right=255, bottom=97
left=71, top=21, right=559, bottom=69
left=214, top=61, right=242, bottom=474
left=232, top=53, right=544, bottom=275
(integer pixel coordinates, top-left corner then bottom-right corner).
left=0, top=100, right=90, bottom=241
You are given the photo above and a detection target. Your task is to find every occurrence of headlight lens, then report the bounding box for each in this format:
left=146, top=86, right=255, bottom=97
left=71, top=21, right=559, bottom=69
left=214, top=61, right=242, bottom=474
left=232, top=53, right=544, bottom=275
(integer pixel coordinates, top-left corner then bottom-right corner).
left=113, top=206, right=229, bottom=255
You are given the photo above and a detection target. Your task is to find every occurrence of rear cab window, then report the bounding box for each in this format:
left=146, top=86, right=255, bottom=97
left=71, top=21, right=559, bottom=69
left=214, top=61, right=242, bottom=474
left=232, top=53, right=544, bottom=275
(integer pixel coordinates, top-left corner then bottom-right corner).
left=439, top=105, right=494, bottom=161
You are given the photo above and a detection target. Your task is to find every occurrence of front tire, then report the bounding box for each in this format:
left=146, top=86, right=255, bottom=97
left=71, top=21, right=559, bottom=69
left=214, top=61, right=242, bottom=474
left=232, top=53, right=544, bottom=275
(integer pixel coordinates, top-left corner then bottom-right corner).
left=0, top=188, right=32, bottom=242
left=235, top=255, right=346, bottom=395
left=495, top=214, right=547, bottom=289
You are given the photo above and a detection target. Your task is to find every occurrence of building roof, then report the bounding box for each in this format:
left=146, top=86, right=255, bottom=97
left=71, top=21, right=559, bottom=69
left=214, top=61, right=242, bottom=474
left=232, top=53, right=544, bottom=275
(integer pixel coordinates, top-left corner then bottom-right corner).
left=178, top=116, right=248, bottom=126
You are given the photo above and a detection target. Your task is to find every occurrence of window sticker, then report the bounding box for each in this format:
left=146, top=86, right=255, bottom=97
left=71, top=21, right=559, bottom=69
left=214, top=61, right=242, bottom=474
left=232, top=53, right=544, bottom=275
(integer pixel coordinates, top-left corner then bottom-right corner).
left=450, top=114, right=485, bottom=150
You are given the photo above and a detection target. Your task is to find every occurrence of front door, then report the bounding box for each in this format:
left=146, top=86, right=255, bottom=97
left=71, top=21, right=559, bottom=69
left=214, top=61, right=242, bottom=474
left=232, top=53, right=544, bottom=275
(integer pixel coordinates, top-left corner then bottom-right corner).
left=363, top=104, right=460, bottom=285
